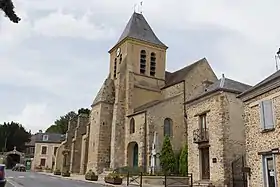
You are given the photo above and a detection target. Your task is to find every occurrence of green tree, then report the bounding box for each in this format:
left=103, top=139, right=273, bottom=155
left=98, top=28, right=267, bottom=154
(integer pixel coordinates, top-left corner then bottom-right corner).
left=159, top=136, right=176, bottom=174
left=45, top=111, right=78, bottom=134
left=0, top=121, right=31, bottom=152
left=0, top=0, right=21, bottom=23
left=179, top=144, right=188, bottom=176
left=78, top=108, right=90, bottom=115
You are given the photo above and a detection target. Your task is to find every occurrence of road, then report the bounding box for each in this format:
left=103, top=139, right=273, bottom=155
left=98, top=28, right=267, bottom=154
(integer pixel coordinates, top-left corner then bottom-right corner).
left=5, top=170, right=104, bottom=187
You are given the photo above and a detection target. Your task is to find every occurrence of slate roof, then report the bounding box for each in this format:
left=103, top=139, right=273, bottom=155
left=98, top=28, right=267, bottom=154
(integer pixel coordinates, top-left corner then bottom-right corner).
left=116, top=12, right=167, bottom=48
left=186, top=76, right=252, bottom=104
left=35, top=133, right=65, bottom=143
left=91, top=76, right=115, bottom=107
left=238, top=70, right=280, bottom=98
left=163, top=58, right=208, bottom=88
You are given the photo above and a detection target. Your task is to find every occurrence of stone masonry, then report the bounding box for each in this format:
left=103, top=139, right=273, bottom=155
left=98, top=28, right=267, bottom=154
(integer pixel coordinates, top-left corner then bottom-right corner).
left=240, top=83, right=280, bottom=187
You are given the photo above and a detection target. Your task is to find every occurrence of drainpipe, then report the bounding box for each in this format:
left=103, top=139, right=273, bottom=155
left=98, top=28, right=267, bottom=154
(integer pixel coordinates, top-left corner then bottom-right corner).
left=144, top=111, right=147, bottom=173
left=183, top=80, right=188, bottom=143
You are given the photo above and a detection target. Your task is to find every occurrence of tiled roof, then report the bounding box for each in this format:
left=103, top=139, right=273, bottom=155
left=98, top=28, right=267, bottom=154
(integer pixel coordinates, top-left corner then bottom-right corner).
left=163, top=58, right=207, bottom=88
left=92, top=75, right=115, bottom=106
left=116, top=12, right=167, bottom=48
left=238, top=70, right=280, bottom=98
left=35, top=133, right=65, bottom=143
left=186, top=76, right=252, bottom=103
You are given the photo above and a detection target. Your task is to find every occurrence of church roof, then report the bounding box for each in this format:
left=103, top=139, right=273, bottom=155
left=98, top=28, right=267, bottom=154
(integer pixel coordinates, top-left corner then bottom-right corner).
left=116, top=12, right=167, bottom=49
left=92, top=75, right=115, bottom=107
left=164, top=58, right=208, bottom=88
left=185, top=76, right=252, bottom=104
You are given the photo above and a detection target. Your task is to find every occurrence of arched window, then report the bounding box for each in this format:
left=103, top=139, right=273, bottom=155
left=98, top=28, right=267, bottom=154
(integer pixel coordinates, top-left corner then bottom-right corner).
left=119, top=54, right=122, bottom=64
left=164, top=118, right=173, bottom=137
left=140, top=50, right=146, bottom=74
left=114, top=58, right=117, bottom=78
left=150, top=52, right=156, bottom=76
left=130, top=118, right=135, bottom=134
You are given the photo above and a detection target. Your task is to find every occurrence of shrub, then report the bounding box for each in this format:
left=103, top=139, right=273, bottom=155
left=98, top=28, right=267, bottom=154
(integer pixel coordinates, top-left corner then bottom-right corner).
left=159, top=136, right=176, bottom=174
left=85, top=169, right=98, bottom=181
left=179, top=144, right=188, bottom=176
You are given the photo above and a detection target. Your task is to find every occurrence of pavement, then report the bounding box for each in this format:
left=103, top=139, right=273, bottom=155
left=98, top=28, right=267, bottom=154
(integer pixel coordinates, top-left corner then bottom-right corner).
left=5, top=170, right=105, bottom=187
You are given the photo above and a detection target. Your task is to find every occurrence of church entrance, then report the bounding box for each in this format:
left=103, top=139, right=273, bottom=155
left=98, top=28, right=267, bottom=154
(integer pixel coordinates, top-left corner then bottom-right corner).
left=127, top=142, right=139, bottom=168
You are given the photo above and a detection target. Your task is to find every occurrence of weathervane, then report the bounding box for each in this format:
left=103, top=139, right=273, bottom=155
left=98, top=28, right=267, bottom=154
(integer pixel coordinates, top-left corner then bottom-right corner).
left=134, top=1, right=143, bottom=14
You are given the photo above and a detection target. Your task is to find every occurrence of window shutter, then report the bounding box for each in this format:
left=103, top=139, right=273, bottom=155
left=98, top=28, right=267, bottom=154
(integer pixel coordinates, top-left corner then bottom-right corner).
left=260, top=101, right=265, bottom=129
left=263, top=100, right=274, bottom=129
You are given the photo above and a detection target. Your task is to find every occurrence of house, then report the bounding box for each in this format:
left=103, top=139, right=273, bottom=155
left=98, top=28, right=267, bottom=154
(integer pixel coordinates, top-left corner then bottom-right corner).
left=238, top=70, right=280, bottom=187
left=32, top=133, right=65, bottom=170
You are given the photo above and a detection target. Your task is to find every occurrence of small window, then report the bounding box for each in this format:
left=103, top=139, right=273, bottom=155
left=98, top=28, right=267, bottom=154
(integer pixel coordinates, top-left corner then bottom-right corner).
left=119, top=54, right=122, bottom=64
left=150, top=52, right=156, bottom=76
left=130, top=118, right=135, bottom=134
left=41, top=146, right=47, bottom=154
left=164, top=118, right=173, bottom=137
left=140, top=50, right=146, bottom=74
left=42, top=135, right=48, bottom=141
left=114, top=58, right=117, bottom=78
left=40, top=158, right=46, bottom=166
left=54, top=147, right=58, bottom=155
left=260, top=100, right=275, bottom=130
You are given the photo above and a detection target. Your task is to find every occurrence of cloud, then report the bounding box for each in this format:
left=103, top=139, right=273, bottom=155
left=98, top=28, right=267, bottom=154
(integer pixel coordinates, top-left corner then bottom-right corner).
left=1, top=0, right=280, bottom=133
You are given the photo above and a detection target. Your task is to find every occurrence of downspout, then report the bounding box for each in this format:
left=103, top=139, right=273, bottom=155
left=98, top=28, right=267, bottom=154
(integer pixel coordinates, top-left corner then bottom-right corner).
left=183, top=80, right=188, bottom=143
left=144, top=111, right=147, bottom=173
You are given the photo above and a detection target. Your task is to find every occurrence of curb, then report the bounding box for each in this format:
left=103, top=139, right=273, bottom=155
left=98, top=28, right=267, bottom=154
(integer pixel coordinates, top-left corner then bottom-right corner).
left=37, top=172, right=123, bottom=187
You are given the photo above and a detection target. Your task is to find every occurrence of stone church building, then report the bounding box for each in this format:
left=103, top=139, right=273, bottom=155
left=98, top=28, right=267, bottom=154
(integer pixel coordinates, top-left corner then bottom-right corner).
left=54, top=12, right=250, bottom=186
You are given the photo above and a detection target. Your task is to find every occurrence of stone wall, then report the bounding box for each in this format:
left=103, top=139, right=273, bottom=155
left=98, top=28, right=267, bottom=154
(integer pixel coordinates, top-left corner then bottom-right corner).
left=186, top=91, right=246, bottom=187
left=54, top=143, right=64, bottom=171
left=70, top=113, right=89, bottom=173
left=243, top=86, right=280, bottom=187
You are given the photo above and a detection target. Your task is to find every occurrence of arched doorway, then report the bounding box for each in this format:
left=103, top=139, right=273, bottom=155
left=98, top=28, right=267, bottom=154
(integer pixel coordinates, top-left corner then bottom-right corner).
left=127, top=142, right=139, bottom=168
left=5, top=147, right=24, bottom=169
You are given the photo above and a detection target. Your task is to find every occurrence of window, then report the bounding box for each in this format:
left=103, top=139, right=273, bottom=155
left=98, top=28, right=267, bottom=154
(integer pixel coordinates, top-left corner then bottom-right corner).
left=150, top=52, right=156, bottom=76
left=130, top=118, right=135, bottom=134
left=42, top=135, right=48, bottom=141
left=262, top=154, right=277, bottom=186
left=114, top=58, right=117, bottom=78
left=40, top=158, right=46, bottom=166
left=119, top=54, right=122, bottom=64
left=260, top=100, right=275, bottom=130
left=30, top=147, right=35, bottom=154
left=41, top=146, right=47, bottom=154
left=199, top=114, right=207, bottom=129
left=54, top=147, right=58, bottom=155
left=140, top=50, right=146, bottom=74
left=164, top=118, right=173, bottom=137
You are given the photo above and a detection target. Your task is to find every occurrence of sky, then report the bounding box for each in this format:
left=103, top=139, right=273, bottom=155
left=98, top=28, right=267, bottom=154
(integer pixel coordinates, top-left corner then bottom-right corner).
left=1, top=0, right=280, bottom=133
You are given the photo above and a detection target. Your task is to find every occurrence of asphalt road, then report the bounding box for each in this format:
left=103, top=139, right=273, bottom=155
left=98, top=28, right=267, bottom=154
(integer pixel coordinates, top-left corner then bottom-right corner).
left=5, top=170, right=104, bottom=187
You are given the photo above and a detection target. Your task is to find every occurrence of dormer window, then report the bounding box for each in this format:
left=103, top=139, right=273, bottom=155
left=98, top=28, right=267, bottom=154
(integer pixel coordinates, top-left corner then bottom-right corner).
left=114, top=58, right=117, bottom=78
left=150, top=52, right=156, bottom=76
left=43, top=135, right=49, bottom=141
left=140, top=50, right=146, bottom=74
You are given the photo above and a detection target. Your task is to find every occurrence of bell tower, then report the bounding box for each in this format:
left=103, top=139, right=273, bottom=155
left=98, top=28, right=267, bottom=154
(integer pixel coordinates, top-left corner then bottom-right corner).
left=108, top=12, right=168, bottom=169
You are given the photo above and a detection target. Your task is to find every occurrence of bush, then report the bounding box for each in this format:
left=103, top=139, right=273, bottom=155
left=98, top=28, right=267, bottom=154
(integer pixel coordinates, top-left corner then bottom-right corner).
left=85, top=169, right=98, bottom=181
left=54, top=169, right=61, bottom=175
left=179, top=144, right=188, bottom=176
left=159, top=136, right=176, bottom=174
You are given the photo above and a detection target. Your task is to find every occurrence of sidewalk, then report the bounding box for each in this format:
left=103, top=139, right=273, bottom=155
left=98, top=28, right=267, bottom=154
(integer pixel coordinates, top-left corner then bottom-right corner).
left=38, top=172, right=160, bottom=187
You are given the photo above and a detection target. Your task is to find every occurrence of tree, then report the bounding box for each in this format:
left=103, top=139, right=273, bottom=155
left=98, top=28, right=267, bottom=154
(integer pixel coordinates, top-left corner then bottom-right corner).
left=0, top=121, right=31, bottom=152
left=0, top=0, right=21, bottom=23
left=179, top=144, right=188, bottom=176
left=159, top=136, right=176, bottom=174
left=45, top=111, right=78, bottom=134
left=78, top=108, right=90, bottom=115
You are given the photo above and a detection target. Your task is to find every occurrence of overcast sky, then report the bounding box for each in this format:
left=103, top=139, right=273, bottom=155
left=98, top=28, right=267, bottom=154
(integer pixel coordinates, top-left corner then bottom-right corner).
left=0, top=0, right=280, bottom=133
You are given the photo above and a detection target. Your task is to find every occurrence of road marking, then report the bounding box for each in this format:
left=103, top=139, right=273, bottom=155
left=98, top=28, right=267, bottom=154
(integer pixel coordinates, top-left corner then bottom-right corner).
left=7, top=179, right=24, bottom=187
left=18, top=176, right=24, bottom=178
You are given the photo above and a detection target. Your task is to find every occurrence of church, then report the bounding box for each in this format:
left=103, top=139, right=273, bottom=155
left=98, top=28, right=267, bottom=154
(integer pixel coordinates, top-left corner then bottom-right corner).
left=54, top=11, right=250, bottom=186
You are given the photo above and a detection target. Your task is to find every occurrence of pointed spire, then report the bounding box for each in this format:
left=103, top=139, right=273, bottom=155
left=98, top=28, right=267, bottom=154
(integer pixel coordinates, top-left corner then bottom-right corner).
left=110, top=12, right=167, bottom=52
